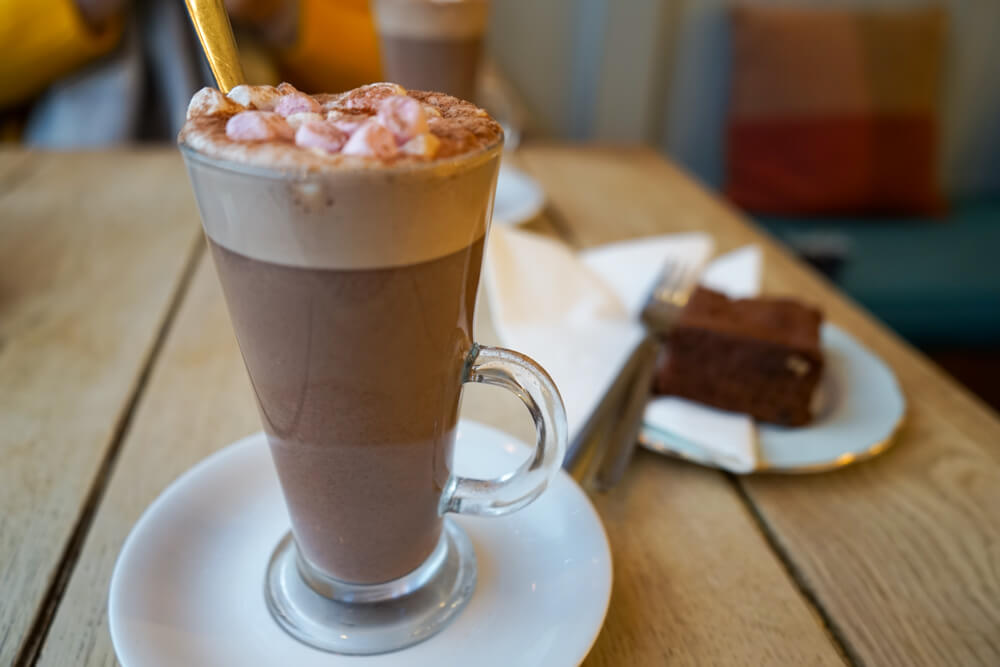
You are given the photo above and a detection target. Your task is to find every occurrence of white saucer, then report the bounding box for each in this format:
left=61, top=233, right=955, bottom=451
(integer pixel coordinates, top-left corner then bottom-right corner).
left=492, top=164, right=546, bottom=226
left=640, top=323, right=906, bottom=473
left=109, top=421, right=612, bottom=666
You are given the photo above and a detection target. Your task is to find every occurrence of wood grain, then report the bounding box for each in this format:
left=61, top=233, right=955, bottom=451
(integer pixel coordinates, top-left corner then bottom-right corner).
left=0, top=150, right=200, bottom=664
left=520, top=145, right=1000, bottom=666
left=35, top=148, right=844, bottom=666
left=24, top=146, right=1000, bottom=665
left=583, top=450, right=845, bottom=666
left=37, top=256, right=260, bottom=667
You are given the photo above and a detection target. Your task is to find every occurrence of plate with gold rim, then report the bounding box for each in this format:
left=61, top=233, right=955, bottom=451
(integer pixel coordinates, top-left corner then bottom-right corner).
left=639, top=323, right=905, bottom=473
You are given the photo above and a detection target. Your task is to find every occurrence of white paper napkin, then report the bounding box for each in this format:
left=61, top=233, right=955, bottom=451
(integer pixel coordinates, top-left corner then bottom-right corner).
left=483, top=225, right=763, bottom=471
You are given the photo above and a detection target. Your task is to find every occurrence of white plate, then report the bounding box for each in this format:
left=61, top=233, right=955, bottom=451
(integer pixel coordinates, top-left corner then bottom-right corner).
left=640, top=323, right=905, bottom=473
left=109, top=421, right=612, bottom=666
left=492, top=164, right=546, bottom=226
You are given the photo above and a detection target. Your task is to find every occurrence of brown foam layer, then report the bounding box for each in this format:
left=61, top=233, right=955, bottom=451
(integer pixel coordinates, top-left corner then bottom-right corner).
left=179, top=83, right=502, bottom=171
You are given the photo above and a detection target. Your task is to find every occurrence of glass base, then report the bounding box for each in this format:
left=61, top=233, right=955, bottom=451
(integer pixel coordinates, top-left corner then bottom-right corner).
left=264, top=519, right=476, bottom=655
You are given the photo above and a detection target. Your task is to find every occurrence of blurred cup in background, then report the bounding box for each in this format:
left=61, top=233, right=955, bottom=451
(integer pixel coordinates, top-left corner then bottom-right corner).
left=373, top=0, right=490, bottom=102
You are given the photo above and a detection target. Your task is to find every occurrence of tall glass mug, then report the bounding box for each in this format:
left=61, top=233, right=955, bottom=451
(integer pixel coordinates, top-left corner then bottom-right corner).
left=179, top=133, right=566, bottom=655
left=373, top=0, right=490, bottom=102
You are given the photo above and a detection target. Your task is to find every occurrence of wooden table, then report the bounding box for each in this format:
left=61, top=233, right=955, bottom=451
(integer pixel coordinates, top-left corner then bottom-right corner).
left=2, top=147, right=999, bottom=667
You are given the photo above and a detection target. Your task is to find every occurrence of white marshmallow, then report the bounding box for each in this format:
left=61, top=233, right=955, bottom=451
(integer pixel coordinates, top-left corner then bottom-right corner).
left=227, top=84, right=281, bottom=111
left=400, top=133, right=441, bottom=158
left=186, top=87, right=245, bottom=120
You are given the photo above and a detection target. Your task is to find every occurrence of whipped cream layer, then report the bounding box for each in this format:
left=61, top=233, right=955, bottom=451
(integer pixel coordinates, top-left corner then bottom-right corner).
left=180, top=83, right=503, bottom=270
left=373, top=0, right=490, bottom=39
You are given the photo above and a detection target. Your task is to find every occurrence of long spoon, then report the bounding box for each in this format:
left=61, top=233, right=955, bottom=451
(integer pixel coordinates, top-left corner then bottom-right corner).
left=184, top=0, right=247, bottom=93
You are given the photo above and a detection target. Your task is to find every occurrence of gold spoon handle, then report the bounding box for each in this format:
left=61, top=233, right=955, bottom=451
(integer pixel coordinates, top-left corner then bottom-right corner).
left=184, top=0, right=246, bottom=93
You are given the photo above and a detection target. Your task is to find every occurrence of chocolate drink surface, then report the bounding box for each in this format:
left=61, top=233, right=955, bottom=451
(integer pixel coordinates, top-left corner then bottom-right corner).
left=210, top=238, right=484, bottom=582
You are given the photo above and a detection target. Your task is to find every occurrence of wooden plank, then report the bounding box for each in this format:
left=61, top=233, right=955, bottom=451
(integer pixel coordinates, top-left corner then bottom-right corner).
left=0, top=150, right=201, bottom=664
left=38, top=148, right=843, bottom=666
left=37, top=256, right=260, bottom=667
left=584, top=450, right=845, bottom=666
left=0, top=151, right=37, bottom=191
left=520, top=145, right=1000, bottom=665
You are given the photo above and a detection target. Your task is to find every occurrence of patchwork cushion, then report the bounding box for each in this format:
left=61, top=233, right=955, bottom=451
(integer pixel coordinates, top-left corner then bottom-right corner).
left=726, top=5, right=947, bottom=216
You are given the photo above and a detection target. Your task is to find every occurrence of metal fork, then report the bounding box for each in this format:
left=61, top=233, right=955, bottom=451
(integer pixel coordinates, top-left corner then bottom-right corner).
left=593, top=257, right=701, bottom=490
left=640, top=259, right=702, bottom=334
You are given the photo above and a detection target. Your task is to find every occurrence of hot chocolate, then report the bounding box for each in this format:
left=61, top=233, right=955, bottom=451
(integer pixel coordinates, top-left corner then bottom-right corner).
left=181, top=82, right=566, bottom=654
left=180, top=83, right=502, bottom=585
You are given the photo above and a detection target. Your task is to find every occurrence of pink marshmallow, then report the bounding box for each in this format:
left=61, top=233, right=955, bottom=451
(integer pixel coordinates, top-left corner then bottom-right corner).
left=225, top=111, right=294, bottom=142
left=341, top=119, right=398, bottom=159
left=342, top=82, right=407, bottom=111
left=295, top=120, right=349, bottom=154
left=326, top=111, right=368, bottom=135
left=275, top=92, right=322, bottom=117
left=376, top=95, right=429, bottom=145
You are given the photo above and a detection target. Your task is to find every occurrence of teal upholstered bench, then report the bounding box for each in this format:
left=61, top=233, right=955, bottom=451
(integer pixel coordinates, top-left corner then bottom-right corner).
left=757, top=198, right=1000, bottom=346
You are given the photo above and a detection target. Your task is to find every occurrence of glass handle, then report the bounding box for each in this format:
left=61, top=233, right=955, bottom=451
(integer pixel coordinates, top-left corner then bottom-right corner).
left=440, top=344, right=568, bottom=517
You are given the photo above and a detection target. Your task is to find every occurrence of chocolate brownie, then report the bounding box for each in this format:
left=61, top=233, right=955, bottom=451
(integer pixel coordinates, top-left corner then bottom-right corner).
left=654, top=287, right=824, bottom=426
